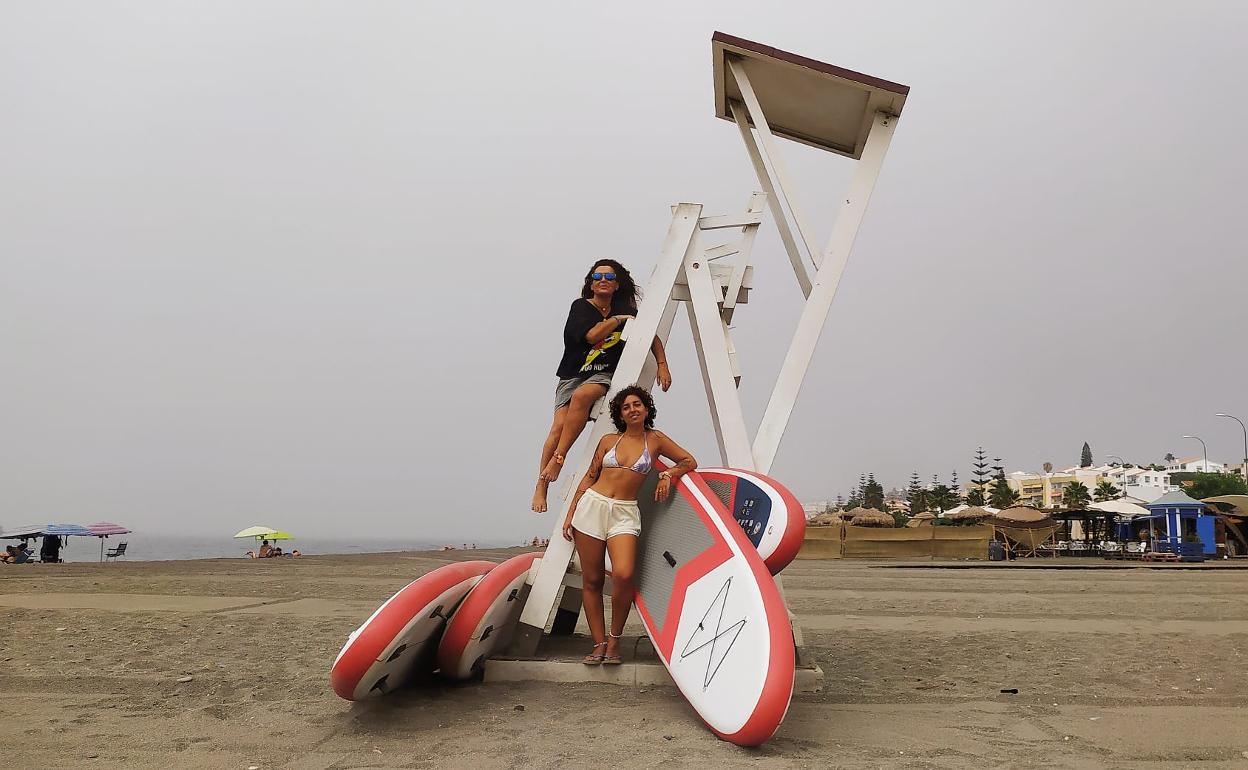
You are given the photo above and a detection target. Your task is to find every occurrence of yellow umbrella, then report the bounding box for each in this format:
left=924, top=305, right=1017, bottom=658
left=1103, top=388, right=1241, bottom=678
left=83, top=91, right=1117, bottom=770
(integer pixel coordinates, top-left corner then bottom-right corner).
left=232, top=526, right=293, bottom=540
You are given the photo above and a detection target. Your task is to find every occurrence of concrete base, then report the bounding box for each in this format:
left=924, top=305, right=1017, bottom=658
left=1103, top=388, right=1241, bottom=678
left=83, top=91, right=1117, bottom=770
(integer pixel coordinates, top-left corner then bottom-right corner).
left=484, top=632, right=823, bottom=693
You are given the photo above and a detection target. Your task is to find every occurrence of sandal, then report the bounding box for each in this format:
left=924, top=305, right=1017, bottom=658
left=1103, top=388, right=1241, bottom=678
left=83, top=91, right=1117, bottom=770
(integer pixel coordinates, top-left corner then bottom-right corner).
left=582, top=641, right=607, bottom=665
left=603, top=632, right=623, bottom=665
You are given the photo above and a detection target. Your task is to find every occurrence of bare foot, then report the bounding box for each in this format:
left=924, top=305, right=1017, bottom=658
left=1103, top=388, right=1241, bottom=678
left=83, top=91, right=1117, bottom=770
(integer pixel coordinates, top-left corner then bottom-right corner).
left=539, top=454, right=564, bottom=483
left=531, top=479, right=549, bottom=513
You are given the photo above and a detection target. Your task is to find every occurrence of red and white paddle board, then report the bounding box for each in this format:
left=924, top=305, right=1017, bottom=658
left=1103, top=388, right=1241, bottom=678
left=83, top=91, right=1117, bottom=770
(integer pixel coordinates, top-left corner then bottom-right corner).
left=437, top=551, right=542, bottom=680
left=633, top=464, right=794, bottom=746
left=699, top=468, right=806, bottom=575
left=331, top=560, right=494, bottom=701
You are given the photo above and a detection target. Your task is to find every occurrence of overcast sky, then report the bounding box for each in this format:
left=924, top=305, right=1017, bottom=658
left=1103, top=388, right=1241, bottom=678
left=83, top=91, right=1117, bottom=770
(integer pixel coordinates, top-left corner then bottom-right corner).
left=3, top=2, right=1246, bottom=542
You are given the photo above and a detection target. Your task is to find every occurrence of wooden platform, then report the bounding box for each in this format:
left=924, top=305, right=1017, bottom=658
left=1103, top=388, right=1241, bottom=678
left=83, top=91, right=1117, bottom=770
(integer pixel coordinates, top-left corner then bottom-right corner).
left=486, top=632, right=824, bottom=692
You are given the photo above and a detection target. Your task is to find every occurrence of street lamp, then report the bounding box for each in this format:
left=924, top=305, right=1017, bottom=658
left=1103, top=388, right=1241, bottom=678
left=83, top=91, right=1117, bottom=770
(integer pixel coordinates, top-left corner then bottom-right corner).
left=1215, top=413, right=1248, bottom=482
left=1182, top=435, right=1208, bottom=472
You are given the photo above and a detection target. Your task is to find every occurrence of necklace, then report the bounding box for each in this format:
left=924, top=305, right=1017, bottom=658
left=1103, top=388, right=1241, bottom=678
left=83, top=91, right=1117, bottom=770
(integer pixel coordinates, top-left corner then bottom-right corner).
left=589, top=298, right=611, bottom=317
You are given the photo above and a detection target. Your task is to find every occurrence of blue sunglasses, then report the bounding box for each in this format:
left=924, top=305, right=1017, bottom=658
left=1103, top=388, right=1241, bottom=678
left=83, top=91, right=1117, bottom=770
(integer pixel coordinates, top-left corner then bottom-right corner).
left=591, top=272, right=618, bottom=281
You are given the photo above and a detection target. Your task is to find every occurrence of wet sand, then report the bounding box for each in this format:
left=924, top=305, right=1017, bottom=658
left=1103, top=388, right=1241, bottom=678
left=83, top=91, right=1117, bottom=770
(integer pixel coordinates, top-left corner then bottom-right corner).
left=3, top=550, right=1248, bottom=769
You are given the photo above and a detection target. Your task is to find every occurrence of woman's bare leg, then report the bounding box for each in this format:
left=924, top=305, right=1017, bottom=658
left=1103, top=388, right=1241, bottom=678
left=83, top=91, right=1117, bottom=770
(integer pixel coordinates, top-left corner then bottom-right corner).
left=574, top=530, right=608, bottom=658
left=604, top=533, right=637, bottom=660
left=531, top=407, right=568, bottom=512
left=540, top=382, right=608, bottom=482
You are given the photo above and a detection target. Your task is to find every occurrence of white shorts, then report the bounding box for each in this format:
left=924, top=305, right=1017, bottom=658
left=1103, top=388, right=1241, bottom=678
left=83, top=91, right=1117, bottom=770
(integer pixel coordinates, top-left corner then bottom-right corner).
left=571, top=488, right=641, bottom=541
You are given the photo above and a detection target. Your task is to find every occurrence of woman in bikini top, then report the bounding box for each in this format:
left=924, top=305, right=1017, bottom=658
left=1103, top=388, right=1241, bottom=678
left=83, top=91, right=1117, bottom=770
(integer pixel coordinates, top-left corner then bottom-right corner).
left=560, top=385, right=696, bottom=665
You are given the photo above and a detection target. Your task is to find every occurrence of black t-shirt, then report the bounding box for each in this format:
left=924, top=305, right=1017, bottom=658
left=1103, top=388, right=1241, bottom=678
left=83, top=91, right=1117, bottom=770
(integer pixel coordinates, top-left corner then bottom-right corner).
left=555, top=297, right=634, bottom=379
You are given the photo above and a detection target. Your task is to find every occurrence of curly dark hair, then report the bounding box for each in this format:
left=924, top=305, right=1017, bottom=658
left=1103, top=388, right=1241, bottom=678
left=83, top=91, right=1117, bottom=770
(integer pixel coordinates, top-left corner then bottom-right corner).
left=609, top=385, right=656, bottom=433
left=580, top=259, right=639, bottom=314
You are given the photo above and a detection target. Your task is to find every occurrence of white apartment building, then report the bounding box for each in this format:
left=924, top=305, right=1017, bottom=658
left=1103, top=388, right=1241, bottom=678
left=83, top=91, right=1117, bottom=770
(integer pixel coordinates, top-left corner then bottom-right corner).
left=802, top=501, right=833, bottom=519
left=1167, top=456, right=1227, bottom=473
left=1099, top=465, right=1175, bottom=503
left=1004, top=465, right=1176, bottom=507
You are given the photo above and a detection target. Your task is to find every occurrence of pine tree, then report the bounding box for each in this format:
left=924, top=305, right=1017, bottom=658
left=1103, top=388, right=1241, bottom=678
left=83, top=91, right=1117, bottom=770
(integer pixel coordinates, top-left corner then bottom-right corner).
left=906, top=471, right=928, bottom=514
left=989, top=467, right=1019, bottom=508
left=970, top=447, right=991, bottom=501
left=1081, top=442, right=1093, bottom=468
left=863, top=474, right=886, bottom=510
left=949, top=471, right=963, bottom=506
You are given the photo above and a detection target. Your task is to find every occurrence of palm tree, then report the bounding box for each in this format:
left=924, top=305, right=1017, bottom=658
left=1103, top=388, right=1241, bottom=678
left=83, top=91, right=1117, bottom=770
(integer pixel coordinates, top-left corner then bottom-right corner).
left=1093, top=480, right=1121, bottom=502
left=1063, top=481, right=1092, bottom=509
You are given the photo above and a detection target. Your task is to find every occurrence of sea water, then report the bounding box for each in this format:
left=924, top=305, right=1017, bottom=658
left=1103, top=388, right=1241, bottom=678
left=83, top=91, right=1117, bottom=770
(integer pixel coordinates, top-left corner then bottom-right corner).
left=43, top=534, right=510, bottom=563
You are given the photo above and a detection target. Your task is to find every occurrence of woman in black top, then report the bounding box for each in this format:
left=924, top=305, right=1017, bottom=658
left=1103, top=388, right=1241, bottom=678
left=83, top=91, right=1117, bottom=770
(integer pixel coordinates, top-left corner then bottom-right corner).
left=531, top=260, right=671, bottom=512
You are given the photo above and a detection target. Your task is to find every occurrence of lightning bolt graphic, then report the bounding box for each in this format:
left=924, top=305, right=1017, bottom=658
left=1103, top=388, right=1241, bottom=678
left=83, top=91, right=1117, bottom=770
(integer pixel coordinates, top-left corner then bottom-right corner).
left=678, top=576, right=747, bottom=690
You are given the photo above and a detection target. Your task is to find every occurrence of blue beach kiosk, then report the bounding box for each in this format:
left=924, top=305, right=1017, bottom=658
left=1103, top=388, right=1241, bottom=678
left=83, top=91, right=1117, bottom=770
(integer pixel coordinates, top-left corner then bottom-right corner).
left=1141, top=489, right=1215, bottom=555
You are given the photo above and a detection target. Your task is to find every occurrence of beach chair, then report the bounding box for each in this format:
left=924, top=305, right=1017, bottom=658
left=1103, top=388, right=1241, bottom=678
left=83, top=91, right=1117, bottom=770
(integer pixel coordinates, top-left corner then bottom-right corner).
left=105, top=542, right=128, bottom=561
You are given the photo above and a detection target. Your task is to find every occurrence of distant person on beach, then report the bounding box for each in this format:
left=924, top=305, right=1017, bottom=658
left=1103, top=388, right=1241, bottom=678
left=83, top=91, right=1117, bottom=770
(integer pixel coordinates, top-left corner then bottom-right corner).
left=40, top=534, right=62, bottom=563
left=561, top=385, right=695, bottom=665
left=532, top=260, right=672, bottom=513
left=246, top=539, right=301, bottom=558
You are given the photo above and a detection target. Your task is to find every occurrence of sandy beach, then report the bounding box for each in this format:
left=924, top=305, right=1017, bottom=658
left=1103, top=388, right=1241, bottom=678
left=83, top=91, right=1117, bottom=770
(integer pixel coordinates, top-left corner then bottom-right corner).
left=4, top=550, right=1248, bottom=769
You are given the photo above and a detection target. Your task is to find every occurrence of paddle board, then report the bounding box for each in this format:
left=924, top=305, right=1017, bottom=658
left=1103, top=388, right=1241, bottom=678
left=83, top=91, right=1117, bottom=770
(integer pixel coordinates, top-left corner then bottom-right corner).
left=331, top=560, right=494, bottom=701
left=633, top=463, right=794, bottom=746
left=437, top=551, right=542, bottom=680
left=699, top=468, right=806, bottom=575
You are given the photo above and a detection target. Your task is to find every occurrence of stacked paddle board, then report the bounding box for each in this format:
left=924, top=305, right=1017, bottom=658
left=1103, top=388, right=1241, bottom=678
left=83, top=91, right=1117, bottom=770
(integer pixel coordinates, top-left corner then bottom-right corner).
left=331, top=553, right=540, bottom=700
left=699, top=467, right=806, bottom=575
left=632, top=464, right=797, bottom=746
left=330, top=466, right=804, bottom=747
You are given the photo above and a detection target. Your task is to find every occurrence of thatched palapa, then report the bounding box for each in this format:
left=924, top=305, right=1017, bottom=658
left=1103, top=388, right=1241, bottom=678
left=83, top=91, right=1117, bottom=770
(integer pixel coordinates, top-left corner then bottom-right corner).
left=905, top=511, right=936, bottom=528
left=992, top=505, right=1051, bottom=525
left=809, top=513, right=841, bottom=526
left=946, top=505, right=993, bottom=522
left=848, top=507, right=895, bottom=528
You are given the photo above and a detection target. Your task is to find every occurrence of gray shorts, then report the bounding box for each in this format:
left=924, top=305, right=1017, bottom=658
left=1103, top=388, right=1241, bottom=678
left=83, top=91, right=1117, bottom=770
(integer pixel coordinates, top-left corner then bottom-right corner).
left=554, top=373, right=613, bottom=410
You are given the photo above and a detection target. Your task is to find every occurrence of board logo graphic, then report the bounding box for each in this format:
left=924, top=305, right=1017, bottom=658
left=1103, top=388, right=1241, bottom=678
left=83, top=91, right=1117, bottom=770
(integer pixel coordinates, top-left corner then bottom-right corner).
left=678, top=576, right=747, bottom=690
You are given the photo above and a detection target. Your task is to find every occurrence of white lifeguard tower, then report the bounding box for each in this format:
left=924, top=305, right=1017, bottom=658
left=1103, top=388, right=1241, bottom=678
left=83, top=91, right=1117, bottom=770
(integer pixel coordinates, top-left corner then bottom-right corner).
left=496, top=32, right=908, bottom=683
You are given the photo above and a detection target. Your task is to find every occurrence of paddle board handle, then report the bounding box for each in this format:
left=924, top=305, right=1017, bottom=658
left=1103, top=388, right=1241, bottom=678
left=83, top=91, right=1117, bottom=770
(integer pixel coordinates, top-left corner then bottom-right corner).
left=663, top=551, right=677, bottom=567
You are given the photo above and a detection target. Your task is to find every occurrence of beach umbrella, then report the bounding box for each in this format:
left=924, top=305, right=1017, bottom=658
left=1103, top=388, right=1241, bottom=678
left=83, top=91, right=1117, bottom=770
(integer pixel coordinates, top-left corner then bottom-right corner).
left=88, top=522, right=132, bottom=562
left=1202, top=495, right=1248, bottom=517
left=810, top=512, right=842, bottom=526
left=849, top=508, right=895, bottom=527
left=44, top=524, right=92, bottom=537
left=947, top=506, right=994, bottom=522
left=905, top=511, right=936, bottom=528
left=993, top=506, right=1050, bottom=524
left=233, top=526, right=285, bottom=540
left=1089, top=499, right=1150, bottom=517
left=0, top=524, right=46, bottom=539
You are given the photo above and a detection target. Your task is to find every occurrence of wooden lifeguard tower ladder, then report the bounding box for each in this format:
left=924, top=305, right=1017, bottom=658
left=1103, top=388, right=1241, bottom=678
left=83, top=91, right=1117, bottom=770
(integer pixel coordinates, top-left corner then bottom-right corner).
left=495, top=32, right=908, bottom=684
